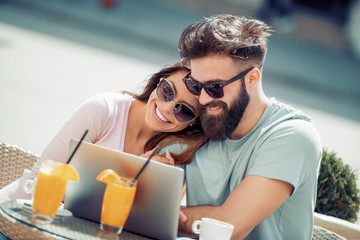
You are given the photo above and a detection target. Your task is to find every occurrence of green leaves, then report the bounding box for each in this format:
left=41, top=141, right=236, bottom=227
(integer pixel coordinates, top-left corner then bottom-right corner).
left=315, top=149, right=360, bottom=223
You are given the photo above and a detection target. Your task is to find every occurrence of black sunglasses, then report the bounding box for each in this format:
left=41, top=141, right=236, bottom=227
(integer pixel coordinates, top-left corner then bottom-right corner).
left=182, top=67, right=254, bottom=98
left=156, top=78, right=196, bottom=123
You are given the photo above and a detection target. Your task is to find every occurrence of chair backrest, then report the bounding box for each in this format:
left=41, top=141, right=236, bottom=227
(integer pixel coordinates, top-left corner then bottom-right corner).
left=0, top=143, right=38, bottom=189
left=314, top=212, right=360, bottom=240
left=312, top=225, right=347, bottom=240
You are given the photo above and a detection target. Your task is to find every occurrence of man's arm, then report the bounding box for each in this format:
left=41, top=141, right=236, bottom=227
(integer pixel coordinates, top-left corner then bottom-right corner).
left=179, top=175, right=294, bottom=239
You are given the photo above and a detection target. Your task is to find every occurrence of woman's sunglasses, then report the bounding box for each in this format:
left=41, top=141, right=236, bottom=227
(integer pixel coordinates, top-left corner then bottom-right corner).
left=182, top=67, right=254, bottom=98
left=156, top=78, right=196, bottom=123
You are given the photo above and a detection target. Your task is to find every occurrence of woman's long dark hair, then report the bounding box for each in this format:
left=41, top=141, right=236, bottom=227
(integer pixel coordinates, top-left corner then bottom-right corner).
left=126, top=62, right=208, bottom=165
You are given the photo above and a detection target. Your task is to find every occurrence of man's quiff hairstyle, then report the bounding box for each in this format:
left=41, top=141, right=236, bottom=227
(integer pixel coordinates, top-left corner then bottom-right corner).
left=178, top=14, right=272, bottom=68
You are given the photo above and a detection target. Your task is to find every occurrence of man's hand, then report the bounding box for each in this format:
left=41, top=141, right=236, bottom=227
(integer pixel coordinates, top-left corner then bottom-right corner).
left=141, top=150, right=175, bottom=166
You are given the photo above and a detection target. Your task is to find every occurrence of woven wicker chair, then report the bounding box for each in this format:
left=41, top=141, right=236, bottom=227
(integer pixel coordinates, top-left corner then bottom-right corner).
left=312, top=225, right=347, bottom=240
left=0, top=143, right=38, bottom=189
left=313, top=212, right=360, bottom=240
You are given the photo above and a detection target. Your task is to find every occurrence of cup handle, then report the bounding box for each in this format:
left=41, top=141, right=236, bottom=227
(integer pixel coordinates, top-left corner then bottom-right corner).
left=23, top=179, right=34, bottom=194
left=191, top=220, right=202, bottom=234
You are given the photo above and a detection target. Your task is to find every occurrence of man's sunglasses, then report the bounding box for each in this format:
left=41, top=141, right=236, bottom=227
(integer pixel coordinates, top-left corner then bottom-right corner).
left=182, top=67, right=254, bottom=98
left=156, top=78, right=196, bottom=123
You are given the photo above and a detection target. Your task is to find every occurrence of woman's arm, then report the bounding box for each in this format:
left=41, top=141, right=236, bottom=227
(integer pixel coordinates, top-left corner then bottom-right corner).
left=0, top=93, right=118, bottom=203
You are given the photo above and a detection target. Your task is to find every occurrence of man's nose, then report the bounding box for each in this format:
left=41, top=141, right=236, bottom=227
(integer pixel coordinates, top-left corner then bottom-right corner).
left=198, top=88, right=214, bottom=106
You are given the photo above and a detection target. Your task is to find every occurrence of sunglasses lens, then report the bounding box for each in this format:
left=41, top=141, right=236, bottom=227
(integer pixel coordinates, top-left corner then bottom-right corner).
left=157, top=80, right=174, bottom=102
left=184, top=79, right=224, bottom=98
left=184, top=80, right=201, bottom=96
left=174, top=103, right=196, bottom=122
left=205, top=83, right=224, bottom=98
left=158, top=79, right=195, bottom=122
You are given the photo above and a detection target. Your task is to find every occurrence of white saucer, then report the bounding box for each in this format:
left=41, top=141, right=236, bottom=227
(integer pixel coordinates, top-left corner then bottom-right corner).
left=17, top=199, right=72, bottom=217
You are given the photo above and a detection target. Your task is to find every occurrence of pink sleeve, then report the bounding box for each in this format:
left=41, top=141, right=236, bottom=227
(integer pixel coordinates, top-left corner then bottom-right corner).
left=0, top=93, right=132, bottom=203
left=34, top=92, right=131, bottom=176
left=39, top=94, right=111, bottom=163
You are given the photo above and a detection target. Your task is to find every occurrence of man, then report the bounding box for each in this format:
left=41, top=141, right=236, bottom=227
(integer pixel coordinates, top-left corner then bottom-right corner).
left=178, top=14, right=322, bottom=239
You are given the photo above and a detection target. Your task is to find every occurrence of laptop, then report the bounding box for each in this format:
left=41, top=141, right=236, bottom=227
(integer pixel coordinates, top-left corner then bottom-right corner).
left=64, top=139, right=184, bottom=240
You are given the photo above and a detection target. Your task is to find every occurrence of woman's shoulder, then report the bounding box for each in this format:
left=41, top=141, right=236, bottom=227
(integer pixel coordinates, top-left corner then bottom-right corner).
left=77, top=92, right=133, bottom=115
left=82, top=92, right=132, bottom=107
left=88, top=92, right=133, bottom=103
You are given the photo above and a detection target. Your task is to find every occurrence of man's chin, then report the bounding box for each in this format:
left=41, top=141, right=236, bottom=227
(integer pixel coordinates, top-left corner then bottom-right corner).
left=200, top=101, right=229, bottom=140
left=201, top=114, right=226, bottom=140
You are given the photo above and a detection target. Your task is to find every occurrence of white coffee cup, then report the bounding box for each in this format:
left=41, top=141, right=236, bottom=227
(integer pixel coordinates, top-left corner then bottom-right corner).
left=192, top=217, right=234, bottom=240
left=22, top=178, right=37, bottom=200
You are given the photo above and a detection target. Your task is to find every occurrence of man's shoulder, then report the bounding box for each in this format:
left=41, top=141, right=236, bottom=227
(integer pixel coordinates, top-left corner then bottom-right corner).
left=262, top=104, right=321, bottom=153
left=268, top=98, right=311, bottom=120
left=261, top=98, right=315, bottom=134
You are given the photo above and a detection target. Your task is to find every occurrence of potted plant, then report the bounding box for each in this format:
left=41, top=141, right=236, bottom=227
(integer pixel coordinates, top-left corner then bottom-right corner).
left=315, top=149, right=360, bottom=223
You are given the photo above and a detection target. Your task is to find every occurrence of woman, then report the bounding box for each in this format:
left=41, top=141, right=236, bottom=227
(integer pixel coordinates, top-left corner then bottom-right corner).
left=0, top=62, right=207, bottom=202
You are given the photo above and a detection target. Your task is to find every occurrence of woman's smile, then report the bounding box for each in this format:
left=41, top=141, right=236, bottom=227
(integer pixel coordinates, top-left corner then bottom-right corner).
left=154, top=104, right=170, bottom=123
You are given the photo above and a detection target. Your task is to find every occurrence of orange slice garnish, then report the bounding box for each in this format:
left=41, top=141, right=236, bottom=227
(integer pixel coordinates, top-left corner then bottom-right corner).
left=51, top=163, right=80, bottom=182
left=96, top=169, right=121, bottom=184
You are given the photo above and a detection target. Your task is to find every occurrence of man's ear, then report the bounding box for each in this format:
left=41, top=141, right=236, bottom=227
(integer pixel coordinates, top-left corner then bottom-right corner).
left=247, top=68, right=261, bottom=88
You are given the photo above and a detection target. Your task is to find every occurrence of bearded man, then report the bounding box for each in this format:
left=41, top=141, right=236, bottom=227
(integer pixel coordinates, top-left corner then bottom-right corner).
left=178, top=14, right=322, bottom=240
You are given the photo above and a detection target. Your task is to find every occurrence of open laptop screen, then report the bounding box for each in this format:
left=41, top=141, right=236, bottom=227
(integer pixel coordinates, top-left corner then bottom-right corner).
left=64, top=139, right=184, bottom=240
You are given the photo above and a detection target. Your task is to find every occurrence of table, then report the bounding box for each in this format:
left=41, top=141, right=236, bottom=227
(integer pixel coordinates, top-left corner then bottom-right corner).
left=0, top=200, right=153, bottom=240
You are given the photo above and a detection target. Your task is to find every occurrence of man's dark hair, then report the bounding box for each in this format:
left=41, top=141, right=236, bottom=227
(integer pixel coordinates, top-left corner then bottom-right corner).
left=178, top=14, right=272, bottom=68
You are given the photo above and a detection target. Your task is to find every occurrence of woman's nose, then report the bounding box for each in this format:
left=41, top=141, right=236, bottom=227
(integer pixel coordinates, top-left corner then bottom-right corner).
left=162, top=101, right=176, bottom=114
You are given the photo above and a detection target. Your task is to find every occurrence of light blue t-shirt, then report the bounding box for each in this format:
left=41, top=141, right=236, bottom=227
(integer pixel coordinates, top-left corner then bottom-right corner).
left=181, top=98, right=322, bottom=240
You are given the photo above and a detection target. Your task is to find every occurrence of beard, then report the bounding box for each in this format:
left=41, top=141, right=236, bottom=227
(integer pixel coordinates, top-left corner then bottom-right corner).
left=200, top=84, right=250, bottom=140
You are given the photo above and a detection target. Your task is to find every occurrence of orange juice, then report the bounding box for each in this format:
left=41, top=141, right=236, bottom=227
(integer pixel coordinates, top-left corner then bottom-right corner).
left=101, top=180, right=137, bottom=228
left=33, top=171, right=67, bottom=216
left=31, top=160, right=79, bottom=225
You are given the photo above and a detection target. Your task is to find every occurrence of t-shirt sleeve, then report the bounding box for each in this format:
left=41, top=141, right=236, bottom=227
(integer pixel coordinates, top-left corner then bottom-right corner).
left=246, top=119, right=322, bottom=193
left=159, top=142, right=188, bottom=155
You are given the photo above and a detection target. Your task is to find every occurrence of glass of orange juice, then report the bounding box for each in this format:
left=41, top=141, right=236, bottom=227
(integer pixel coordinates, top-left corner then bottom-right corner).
left=31, top=160, right=79, bottom=225
left=97, top=170, right=137, bottom=235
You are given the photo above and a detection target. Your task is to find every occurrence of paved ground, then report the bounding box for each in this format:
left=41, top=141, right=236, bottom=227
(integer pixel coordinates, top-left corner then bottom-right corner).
left=0, top=0, right=360, bottom=188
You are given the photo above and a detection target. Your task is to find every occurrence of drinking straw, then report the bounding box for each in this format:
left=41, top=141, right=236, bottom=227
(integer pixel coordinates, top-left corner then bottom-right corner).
left=133, top=145, right=159, bottom=182
left=66, top=129, right=89, bottom=164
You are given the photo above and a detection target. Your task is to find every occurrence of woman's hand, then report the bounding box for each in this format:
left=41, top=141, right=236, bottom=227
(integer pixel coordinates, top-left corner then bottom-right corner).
left=141, top=150, right=175, bottom=166
left=179, top=209, right=187, bottom=222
